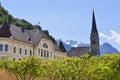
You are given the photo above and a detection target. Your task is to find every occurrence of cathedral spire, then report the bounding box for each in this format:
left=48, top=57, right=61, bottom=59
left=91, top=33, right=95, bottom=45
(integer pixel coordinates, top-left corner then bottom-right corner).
left=91, top=10, right=98, bottom=34
left=90, top=10, right=100, bottom=55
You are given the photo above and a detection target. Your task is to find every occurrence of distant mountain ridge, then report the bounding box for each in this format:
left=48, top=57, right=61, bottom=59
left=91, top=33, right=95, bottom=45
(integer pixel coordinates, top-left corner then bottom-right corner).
left=100, top=42, right=118, bottom=54
left=65, top=40, right=90, bottom=47
left=56, top=40, right=89, bottom=51
left=56, top=40, right=119, bottom=54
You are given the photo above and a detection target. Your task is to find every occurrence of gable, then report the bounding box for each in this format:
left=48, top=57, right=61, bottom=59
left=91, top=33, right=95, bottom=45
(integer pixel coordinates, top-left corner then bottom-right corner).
left=0, top=22, right=11, bottom=37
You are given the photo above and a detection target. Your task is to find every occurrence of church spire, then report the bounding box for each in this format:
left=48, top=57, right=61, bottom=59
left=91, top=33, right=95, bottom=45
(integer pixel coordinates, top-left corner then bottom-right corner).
left=90, top=10, right=100, bottom=55
left=91, top=10, right=98, bottom=34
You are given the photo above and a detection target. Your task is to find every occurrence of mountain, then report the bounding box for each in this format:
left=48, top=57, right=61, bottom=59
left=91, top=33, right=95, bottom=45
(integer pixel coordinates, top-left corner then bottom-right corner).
left=65, top=40, right=90, bottom=47
left=100, top=42, right=118, bottom=54
left=56, top=40, right=89, bottom=51
left=56, top=40, right=119, bottom=54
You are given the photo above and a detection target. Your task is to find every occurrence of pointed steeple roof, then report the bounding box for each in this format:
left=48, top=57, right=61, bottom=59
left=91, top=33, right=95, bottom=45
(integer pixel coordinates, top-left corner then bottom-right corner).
left=91, top=10, right=98, bottom=34
left=59, top=40, right=66, bottom=52
left=0, top=20, right=11, bottom=37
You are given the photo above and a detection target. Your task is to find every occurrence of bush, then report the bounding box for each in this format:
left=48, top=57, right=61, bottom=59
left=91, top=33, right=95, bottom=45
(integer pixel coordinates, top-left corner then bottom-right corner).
left=0, top=53, right=120, bottom=80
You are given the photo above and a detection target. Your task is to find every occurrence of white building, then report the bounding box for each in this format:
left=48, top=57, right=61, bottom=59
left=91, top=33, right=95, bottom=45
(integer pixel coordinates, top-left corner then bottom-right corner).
left=0, top=20, right=66, bottom=60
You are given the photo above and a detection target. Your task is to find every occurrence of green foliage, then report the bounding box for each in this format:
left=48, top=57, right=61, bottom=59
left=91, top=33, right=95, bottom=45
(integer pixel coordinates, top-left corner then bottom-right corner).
left=0, top=6, right=41, bottom=30
left=0, top=53, right=120, bottom=80
left=49, top=35, right=56, bottom=43
left=43, top=30, right=56, bottom=43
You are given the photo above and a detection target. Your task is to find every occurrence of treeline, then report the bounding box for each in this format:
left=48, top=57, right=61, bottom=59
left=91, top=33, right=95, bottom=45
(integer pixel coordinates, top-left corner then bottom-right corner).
left=0, top=53, right=120, bottom=80
left=0, top=6, right=40, bottom=30
left=0, top=5, right=56, bottom=43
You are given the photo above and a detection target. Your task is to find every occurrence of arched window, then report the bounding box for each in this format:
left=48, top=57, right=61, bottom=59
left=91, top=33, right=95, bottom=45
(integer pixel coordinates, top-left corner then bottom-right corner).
left=44, top=50, right=46, bottom=57
left=43, top=43, right=48, bottom=48
left=13, top=46, right=16, bottom=53
left=25, top=49, right=27, bottom=55
left=38, top=48, right=40, bottom=56
left=47, top=50, right=49, bottom=58
left=30, top=50, right=32, bottom=56
left=41, top=49, right=43, bottom=57
left=19, top=48, right=22, bottom=54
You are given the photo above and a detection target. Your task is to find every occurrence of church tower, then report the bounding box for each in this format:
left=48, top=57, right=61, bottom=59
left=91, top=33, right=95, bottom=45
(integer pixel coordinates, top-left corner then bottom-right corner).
left=90, top=10, right=100, bottom=55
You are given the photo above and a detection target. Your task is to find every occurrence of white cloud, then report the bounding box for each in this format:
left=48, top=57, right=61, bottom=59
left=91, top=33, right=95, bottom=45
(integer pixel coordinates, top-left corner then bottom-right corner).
left=99, top=33, right=108, bottom=38
left=99, top=30, right=120, bottom=44
left=108, top=30, right=120, bottom=43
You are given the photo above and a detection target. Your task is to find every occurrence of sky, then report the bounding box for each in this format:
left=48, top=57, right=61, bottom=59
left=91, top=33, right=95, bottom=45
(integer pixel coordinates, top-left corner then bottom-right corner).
left=1, top=0, right=120, bottom=50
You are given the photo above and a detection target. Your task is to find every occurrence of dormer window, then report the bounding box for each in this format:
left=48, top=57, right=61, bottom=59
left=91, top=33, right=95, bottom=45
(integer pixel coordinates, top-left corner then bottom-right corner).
left=43, top=43, right=48, bottom=48
left=28, top=38, right=31, bottom=41
left=27, top=37, right=31, bottom=41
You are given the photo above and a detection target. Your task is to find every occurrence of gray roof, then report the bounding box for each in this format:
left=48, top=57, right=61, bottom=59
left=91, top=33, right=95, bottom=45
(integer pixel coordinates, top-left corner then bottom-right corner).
left=10, top=25, right=33, bottom=44
left=0, top=23, right=50, bottom=45
left=54, top=43, right=61, bottom=51
left=0, top=23, right=63, bottom=52
left=26, top=29, right=50, bottom=45
left=67, top=46, right=91, bottom=57
left=25, top=29, right=42, bottom=45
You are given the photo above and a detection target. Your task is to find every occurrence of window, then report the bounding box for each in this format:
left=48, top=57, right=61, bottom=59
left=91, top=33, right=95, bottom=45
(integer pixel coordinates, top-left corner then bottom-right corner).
left=38, top=48, right=40, bottom=56
left=13, top=46, right=16, bottom=53
left=30, top=50, right=32, bottom=56
left=51, top=52, right=52, bottom=58
left=41, top=49, right=43, bottom=57
left=47, top=50, right=49, bottom=58
left=19, top=48, right=22, bottom=54
left=0, top=44, right=3, bottom=51
left=25, top=49, right=27, bottom=55
left=4, top=44, right=8, bottom=51
left=44, top=50, right=46, bottom=57
left=43, top=43, right=48, bottom=48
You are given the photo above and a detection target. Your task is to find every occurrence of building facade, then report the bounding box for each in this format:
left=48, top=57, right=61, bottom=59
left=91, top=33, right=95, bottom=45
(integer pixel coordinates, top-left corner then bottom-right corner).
left=0, top=20, right=66, bottom=60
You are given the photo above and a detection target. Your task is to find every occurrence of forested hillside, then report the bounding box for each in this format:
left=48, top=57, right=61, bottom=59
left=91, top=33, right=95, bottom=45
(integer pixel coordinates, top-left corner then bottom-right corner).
left=0, top=5, right=56, bottom=43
